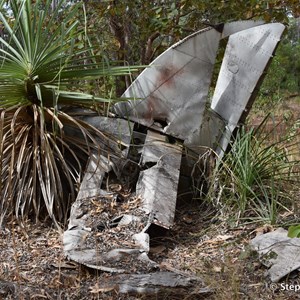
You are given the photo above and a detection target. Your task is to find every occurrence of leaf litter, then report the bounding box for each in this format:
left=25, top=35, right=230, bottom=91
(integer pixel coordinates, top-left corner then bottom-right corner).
left=1, top=201, right=300, bottom=299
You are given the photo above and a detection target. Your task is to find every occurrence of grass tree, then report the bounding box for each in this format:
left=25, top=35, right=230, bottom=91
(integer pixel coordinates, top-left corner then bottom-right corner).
left=0, top=0, right=138, bottom=227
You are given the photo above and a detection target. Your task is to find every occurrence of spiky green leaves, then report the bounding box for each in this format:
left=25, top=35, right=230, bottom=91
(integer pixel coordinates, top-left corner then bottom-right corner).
left=0, top=0, right=137, bottom=227
left=209, top=117, right=300, bottom=225
left=0, top=0, right=139, bottom=108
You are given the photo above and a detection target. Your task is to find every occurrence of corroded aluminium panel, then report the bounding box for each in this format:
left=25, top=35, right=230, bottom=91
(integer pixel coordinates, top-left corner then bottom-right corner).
left=72, top=117, right=134, bottom=202
left=250, top=228, right=300, bottom=283
left=136, top=162, right=180, bottom=228
left=212, top=23, right=285, bottom=126
left=75, top=154, right=111, bottom=201
left=63, top=22, right=286, bottom=292
left=80, top=116, right=134, bottom=150
left=114, top=27, right=221, bottom=141
left=137, top=130, right=182, bottom=228
left=113, top=21, right=271, bottom=152
left=211, top=23, right=285, bottom=154
left=140, top=130, right=182, bottom=167
left=102, top=271, right=211, bottom=295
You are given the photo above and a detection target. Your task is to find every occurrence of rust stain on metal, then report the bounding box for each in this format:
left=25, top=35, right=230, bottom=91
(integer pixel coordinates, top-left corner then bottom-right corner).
left=144, top=94, right=155, bottom=121
left=157, top=64, right=180, bottom=88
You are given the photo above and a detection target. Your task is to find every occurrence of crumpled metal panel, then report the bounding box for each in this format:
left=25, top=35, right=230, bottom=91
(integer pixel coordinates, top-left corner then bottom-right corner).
left=113, top=21, right=268, bottom=150
left=75, top=154, right=111, bottom=202
left=80, top=116, right=134, bottom=150
left=63, top=117, right=156, bottom=273
left=68, top=117, right=134, bottom=203
left=137, top=130, right=182, bottom=228
left=140, top=130, right=181, bottom=167
left=63, top=22, right=285, bottom=294
left=114, top=26, right=220, bottom=141
left=211, top=23, right=285, bottom=154
left=101, top=271, right=211, bottom=295
left=250, top=228, right=300, bottom=283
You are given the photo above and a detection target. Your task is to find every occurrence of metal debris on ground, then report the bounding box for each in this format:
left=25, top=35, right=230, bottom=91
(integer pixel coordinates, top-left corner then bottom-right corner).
left=250, top=228, right=300, bottom=283
left=63, top=21, right=285, bottom=295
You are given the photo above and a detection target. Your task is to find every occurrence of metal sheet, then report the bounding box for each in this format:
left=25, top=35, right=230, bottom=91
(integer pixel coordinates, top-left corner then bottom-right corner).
left=250, top=228, right=300, bottom=283
left=113, top=21, right=270, bottom=152
left=211, top=23, right=285, bottom=154
left=212, top=23, right=285, bottom=126
left=75, top=154, right=111, bottom=201
left=107, top=271, right=210, bottom=295
left=80, top=116, right=134, bottom=150
left=136, top=130, right=182, bottom=228
left=114, top=27, right=221, bottom=141
left=140, top=130, right=182, bottom=167
left=222, top=20, right=265, bottom=38
left=185, top=108, right=226, bottom=151
left=63, top=117, right=152, bottom=273
left=63, top=22, right=285, bottom=290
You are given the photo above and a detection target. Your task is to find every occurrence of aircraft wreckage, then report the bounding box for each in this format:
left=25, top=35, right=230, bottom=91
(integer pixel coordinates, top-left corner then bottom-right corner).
left=63, top=21, right=285, bottom=295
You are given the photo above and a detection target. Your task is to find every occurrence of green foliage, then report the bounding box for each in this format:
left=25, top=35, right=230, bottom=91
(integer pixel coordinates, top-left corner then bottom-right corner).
left=209, top=117, right=300, bottom=224
left=256, top=18, right=300, bottom=110
left=288, top=224, right=300, bottom=238
left=0, top=0, right=139, bottom=109
left=84, top=1, right=299, bottom=96
left=0, top=0, right=136, bottom=227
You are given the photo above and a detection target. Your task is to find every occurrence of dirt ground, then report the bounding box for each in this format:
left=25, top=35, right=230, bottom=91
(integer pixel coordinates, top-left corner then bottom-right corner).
left=1, top=97, right=300, bottom=300
left=1, top=199, right=299, bottom=300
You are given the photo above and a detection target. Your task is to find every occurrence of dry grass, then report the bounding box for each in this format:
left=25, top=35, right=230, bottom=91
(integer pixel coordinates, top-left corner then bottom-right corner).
left=249, top=96, right=300, bottom=160
left=0, top=198, right=299, bottom=300
left=1, top=97, right=300, bottom=299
